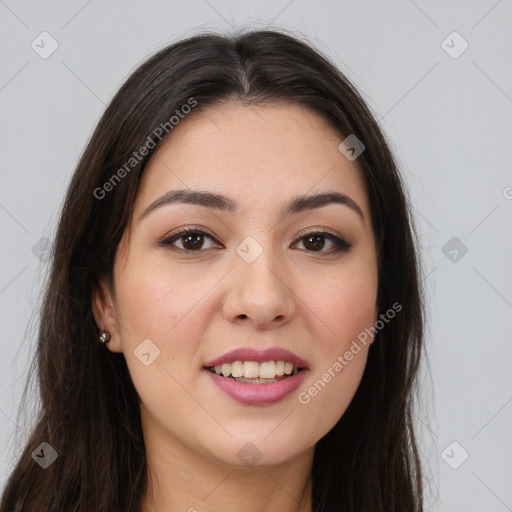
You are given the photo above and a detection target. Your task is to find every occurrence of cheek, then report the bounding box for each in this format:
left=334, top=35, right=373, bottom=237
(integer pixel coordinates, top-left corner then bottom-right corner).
left=113, top=261, right=214, bottom=436
left=297, top=347, right=368, bottom=445
left=114, top=257, right=219, bottom=341
left=112, top=257, right=222, bottom=408
left=303, top=261, right=378, bottom=349
left=292, top=256, right=377, bottom=438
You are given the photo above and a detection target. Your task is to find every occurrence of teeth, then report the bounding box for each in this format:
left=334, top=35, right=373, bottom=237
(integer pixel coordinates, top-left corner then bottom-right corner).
left=231, top=360, right=243, bottom=378
left=209, top=360, right=301, bottom=380
left=243, top=361, right=260, bottom=379
left=221, top=363, right=231, bottom=377
left=259, top=361, right=275, bottom=379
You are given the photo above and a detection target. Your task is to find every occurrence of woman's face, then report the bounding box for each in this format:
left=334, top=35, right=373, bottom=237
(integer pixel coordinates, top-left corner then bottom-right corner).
left=94, top=101, right=378, bottom=468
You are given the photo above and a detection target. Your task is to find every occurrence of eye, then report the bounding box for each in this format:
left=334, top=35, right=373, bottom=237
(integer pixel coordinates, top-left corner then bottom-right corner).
left=292, top=230, right=352, bottom=253
left=160, top=227, right=352, bottom=254
left=159, top=227, right=221, bottom=252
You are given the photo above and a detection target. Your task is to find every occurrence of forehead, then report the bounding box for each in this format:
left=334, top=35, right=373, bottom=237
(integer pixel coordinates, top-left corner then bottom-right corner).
left=134, top=101, right=370, bottom=219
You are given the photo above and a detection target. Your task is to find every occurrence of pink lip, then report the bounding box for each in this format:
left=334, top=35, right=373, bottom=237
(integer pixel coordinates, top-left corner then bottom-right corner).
left=203, top=347, right=309, bottom=368
left=204, top=368, right=308, bottom=406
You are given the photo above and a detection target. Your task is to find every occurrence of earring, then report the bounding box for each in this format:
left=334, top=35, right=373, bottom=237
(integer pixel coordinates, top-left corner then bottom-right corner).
left=99, top=330, right=111, bottom=345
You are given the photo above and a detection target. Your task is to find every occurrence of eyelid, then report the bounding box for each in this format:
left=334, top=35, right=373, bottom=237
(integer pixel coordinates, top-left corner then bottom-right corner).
left=162, top=224, right=217, bottom=239
left=295, top=226, right=343, bottom=240
left=159, top=226, right=223, bottom=249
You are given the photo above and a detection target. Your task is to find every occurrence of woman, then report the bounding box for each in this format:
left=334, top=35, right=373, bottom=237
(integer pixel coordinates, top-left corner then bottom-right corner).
left=0, top=29, right=425, bottom=511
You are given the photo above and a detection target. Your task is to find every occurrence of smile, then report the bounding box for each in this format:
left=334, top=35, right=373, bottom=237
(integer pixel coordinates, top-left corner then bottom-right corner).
left=203, top=347, right=309, bottom=405
left=206, top=360, right=301, bottom=382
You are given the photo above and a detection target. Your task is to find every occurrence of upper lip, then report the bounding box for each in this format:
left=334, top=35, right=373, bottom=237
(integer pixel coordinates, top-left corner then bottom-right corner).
left=203, top=347, right=308, bottom=368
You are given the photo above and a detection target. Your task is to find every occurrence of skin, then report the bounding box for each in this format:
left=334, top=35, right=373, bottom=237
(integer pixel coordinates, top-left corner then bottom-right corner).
left=92, top=101, right=379, bottom=512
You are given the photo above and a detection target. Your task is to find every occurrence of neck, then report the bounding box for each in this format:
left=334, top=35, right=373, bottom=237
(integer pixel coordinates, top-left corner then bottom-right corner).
left=139, top=412, right=314, bottom=512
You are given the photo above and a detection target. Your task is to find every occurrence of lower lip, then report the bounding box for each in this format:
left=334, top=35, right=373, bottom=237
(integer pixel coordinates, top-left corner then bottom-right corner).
left=204, top=369, right=308, bottom=406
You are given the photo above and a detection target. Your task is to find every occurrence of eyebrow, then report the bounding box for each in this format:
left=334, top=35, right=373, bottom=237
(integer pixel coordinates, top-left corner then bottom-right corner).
left=139, top=189, right=364, bottom=223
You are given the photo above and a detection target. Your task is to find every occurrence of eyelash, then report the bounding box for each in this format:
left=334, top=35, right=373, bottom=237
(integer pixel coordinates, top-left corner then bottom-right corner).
left=159, top=227, right=353, bottom=254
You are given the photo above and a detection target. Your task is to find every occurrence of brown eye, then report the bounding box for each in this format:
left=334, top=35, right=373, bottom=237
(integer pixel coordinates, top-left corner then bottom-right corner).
left=303, top=234, right=325, bottom=251
left=293, top=231, right=352, bottom=253
left=160, top=228, right=220, bottom=252
left=181, top=233, right=205, bottom=250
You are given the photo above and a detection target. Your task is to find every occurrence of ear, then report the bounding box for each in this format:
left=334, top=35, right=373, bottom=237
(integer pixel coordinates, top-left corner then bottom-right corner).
left=91, top=276, right=123, bottom=352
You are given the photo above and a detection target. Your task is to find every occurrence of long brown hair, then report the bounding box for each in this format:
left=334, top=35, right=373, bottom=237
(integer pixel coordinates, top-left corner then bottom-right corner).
left=1, top=29, right=425, bottom=511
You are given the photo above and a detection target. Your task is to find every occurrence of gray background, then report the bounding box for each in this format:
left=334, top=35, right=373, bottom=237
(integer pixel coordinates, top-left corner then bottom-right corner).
left=1, top=1, right=511, bottom=510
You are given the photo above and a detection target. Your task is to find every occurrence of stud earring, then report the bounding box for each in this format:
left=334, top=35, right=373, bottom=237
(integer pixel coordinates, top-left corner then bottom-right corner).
left=99, top=330, right=111, bottom=345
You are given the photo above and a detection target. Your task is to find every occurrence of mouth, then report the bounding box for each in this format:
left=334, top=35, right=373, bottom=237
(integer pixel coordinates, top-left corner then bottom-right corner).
left=204, top=360, right=305, bottom=384
left=203, top=347, right=309, bottom=405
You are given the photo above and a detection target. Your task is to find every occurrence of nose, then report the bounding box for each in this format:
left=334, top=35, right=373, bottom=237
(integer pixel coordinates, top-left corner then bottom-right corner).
left=222, top=245, right=296, bottom=330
